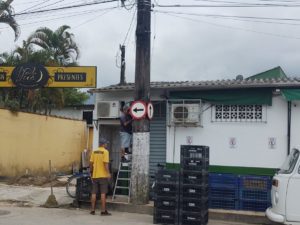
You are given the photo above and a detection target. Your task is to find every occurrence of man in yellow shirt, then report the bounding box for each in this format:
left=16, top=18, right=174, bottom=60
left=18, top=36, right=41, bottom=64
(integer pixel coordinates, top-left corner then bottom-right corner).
left=90, top=138, right=111, bottom=216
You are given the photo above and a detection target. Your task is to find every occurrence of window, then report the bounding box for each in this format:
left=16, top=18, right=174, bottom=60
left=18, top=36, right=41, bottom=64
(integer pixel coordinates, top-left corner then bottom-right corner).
left=279, top=149, right=299, bottom=174
left=212, top=104, right=267, bottom=122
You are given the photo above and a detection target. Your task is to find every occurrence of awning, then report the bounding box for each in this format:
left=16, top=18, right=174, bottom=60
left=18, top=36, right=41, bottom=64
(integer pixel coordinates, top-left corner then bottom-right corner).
left=170, top=89, right=273, bottom=105
left=281, top=89, right=300, bottom=101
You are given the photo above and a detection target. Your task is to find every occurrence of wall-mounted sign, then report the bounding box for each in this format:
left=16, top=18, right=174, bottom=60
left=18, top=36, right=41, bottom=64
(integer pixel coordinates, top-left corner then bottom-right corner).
left=0, top=65, right=96, bottom=88
left=229, top=137, right=237, bottom=148
left=186, top=136, right=193, bottom=145
left=268, top=137, right=276, bottom=149
left=11, top=63, right=50, bottom=89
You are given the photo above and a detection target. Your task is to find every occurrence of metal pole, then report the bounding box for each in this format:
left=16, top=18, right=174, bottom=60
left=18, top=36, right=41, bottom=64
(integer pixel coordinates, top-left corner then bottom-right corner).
left=130, top=0, right=151, bottom=205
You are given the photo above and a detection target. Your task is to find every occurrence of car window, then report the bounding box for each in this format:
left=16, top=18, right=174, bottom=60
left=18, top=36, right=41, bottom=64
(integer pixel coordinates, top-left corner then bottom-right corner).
left=279, top=149, right=300, bottom=174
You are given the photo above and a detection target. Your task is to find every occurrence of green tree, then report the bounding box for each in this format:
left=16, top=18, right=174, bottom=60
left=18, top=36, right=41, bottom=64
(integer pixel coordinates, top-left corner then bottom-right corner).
left=0, top=25, right=89, bottom=114
left=0, top=0, right=20, bottom=41
left=27, top=25, right=79, bottom=65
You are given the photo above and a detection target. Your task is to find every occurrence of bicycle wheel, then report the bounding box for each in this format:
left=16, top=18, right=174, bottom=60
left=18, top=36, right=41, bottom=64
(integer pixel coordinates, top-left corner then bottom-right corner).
left=66, top=175, right=78, bottom=198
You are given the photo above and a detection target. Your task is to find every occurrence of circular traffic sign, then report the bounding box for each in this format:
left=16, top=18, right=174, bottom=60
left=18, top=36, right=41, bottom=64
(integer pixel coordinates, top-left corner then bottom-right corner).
left=147, top=102, right=154, bottom=120
left=130, top=101, right=147, bottom=120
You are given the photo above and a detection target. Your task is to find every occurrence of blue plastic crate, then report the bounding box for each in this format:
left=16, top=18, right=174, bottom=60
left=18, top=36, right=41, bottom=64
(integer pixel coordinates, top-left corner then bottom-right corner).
left=240, top=189, right=271, bottom=202
left=209, top=198, right=239, bottom=210
left=239, top=175, right=272, bottom=191
left=209, top=186, right=239, bottom=199
left=209, top=173, right=239, bottom=189
left=239, top=199, right=271, bottom=212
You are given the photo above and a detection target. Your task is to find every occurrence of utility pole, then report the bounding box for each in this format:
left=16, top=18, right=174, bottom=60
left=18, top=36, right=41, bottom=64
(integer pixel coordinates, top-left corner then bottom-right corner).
left=119, top=45, right=126, bottom=85
left=130, top=0, right=151, bottom=204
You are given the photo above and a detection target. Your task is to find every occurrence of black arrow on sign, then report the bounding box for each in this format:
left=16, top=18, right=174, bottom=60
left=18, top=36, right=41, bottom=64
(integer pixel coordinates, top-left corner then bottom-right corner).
left=133, top=107, right=144, bottom=113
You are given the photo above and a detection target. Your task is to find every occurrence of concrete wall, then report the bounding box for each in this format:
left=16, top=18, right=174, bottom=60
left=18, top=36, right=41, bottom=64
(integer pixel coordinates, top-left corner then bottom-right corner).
left=167, top=96, right=288, bottom=169
left=0, top=109, right=87, bottom=177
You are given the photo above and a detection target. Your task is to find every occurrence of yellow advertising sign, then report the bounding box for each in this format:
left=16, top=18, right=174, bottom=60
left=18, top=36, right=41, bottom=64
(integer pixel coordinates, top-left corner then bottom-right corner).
left=0, top=65, right=97, bottom=88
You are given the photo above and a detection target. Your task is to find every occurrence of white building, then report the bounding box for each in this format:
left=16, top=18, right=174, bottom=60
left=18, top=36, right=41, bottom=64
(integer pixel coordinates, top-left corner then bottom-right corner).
left=89, top=67, right=300, bottom=178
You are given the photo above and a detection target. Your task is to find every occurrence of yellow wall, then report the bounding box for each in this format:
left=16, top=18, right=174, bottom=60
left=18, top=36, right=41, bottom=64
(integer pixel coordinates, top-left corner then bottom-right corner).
left=0, top=109, right=87, bottom=177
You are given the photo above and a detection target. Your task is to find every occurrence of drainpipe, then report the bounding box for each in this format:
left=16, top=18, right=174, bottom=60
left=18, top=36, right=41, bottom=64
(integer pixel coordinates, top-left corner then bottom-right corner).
left=287, top=101, right=291, bottom=155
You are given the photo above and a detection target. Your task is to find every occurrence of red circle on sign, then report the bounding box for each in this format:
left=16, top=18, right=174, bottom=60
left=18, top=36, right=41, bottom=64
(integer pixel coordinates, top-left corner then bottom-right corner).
left=130, top=100, right=147, bottom=120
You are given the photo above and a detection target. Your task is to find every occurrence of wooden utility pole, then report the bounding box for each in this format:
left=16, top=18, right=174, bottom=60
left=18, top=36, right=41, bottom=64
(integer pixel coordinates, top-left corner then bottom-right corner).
left=119, top=45, right=126, bottom=85
left=130, top=0, right=151, bottom=204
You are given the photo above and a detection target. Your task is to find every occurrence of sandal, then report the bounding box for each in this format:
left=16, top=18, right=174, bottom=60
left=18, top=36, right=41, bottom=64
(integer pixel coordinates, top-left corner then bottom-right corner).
left=101, top=210, right=111, bottom=216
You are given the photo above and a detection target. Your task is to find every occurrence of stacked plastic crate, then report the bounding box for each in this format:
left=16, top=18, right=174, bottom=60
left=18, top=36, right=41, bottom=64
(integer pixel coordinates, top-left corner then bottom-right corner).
left=208, top=173, right=239, bottom=210
left=179, top=145, right=209, bottom=225
left=153, top=169, right=180, bottom=225
left=239, top=175, right=272, bottom=211
left=75, top=176, right=92, bottom=203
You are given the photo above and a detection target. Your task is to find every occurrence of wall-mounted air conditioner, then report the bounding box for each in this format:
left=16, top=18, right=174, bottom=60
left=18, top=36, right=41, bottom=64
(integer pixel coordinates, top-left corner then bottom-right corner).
left=171, top=104, right=200, bottom=124
left=97, top=101, right=120, bottom=118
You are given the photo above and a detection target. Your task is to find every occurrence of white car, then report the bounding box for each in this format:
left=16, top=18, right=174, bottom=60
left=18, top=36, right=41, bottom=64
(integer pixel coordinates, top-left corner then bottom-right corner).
left=266, top=148, right=300, bottom=225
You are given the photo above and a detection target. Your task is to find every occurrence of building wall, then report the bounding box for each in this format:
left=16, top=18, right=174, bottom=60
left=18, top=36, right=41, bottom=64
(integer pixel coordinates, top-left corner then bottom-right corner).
left=290, top=100, right=300, bottom=150
left=0, top=109, right=87, bottom=177
left=167, top=96, right=288, bottom=170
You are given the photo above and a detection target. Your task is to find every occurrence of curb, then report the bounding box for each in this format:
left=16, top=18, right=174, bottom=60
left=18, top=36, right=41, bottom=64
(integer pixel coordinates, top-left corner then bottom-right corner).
left=74, top=200, right=280, bottom=224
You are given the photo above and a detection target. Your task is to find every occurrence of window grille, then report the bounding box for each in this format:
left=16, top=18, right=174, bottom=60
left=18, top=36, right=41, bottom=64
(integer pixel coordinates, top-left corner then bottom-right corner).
left=212, top=104, right=267, bottom=122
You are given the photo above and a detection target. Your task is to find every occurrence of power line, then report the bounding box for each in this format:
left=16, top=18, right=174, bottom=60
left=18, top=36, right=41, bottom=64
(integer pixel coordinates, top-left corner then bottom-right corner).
left=156, top=11, right=300, bottom=40
left=153, top=3, right=300, bottom=7
left=14, top=0, right=119, bottom=16
left=123, top=8, right=137, bottom=45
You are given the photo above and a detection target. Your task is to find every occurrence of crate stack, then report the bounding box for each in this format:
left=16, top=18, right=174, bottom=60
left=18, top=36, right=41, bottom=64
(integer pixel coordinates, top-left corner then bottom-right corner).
left=179, top=145, right=209, bottom=225
left=239, top=175, right=272, bottom=211
left=153, top=169, right=180, bottom=225
left=76, top=176, right=92, bottom=203
left=208, top=173, right=239, bottom=210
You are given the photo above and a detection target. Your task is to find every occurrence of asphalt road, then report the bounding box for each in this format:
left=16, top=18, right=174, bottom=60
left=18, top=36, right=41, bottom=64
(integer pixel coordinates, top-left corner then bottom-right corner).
left=0, top=205, right=261, bottom=225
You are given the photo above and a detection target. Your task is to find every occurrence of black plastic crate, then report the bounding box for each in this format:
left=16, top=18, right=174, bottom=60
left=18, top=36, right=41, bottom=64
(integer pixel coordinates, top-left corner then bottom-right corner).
left=180, top=184, right=209, bottom=198
left=209, top=198, right=239, bottom=210
left=156, top=169, right=179, bottom=183
left=180, top=145, right=209, bottom=159
left=209, top=173, right=239, bottom=189
left=239, top=199, right=271, bottom=212
left=209, top=186, right=239, bottom=199
left=180, top=197, right=209, bottom=212
left=154, top=197, right=178, bottom=211
left=181, top=170, right=208, bottom=185
left=179, top=210, right=208, bottom=225
left=153, top=209, right=178, bottom=225
left=155, top=183, right=180, bottom=197
left=181, top=158, right=209, bottom=171
left=76, top=177, right=92, bottom=201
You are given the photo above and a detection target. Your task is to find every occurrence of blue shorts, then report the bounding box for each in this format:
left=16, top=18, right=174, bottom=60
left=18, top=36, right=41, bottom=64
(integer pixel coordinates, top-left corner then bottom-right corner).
left=120, top=132, right=132, bottom=148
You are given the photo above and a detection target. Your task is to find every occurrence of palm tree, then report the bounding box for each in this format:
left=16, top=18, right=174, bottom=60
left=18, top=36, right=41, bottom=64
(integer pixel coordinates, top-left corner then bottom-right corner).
left=0, top=0, right=20, bottom=41
left=27, top=25, right=79, bottom=65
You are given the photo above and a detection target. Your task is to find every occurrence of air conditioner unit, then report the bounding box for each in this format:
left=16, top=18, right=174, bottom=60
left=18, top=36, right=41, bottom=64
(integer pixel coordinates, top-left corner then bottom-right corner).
left=97, top=101, right=120, bottom=118
left=171, top=104, right=200, bottom=124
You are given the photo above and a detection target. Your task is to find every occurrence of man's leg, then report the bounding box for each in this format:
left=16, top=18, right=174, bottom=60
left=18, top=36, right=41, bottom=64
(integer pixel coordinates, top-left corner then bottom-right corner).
left=100, top=180, right=111, bottom=215
left=90, top=193, right=96, bottom=214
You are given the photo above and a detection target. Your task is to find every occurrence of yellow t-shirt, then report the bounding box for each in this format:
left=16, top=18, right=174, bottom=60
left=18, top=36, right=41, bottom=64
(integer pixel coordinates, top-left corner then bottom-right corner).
left=90, top=147, right=109, bottom=179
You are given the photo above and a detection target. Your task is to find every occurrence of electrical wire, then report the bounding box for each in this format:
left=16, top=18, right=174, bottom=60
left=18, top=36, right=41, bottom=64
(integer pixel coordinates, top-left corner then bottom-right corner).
left=122, top=8, right=137, bottom=46
left=156, top=11, right=300, bottom=40
left=14, top=0, right=119, bottom=16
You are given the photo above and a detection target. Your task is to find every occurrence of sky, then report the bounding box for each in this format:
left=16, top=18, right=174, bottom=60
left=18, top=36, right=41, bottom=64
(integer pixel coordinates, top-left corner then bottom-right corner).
left=1, top=0, right=300, bottom=88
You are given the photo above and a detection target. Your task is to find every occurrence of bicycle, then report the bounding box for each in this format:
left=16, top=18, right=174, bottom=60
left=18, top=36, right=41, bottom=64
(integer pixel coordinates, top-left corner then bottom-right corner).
left=66, top=170, right=91, bottom=198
